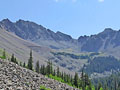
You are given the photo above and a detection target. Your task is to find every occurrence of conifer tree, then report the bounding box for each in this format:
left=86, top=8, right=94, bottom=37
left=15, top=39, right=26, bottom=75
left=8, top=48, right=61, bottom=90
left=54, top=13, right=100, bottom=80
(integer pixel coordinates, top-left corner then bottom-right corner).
left=11, top=54, right=15, bottom=62
left=35, top=60, right=40, bottom=73
left=40, top=65, right=46, bottom=75
left=118, top=82, right=120, bottom=88
left=46, top=61, right=50, bottom=75
left=53, top=69, right=56, bottom=76
left=28, top=50, right=33, bottom=70
left=104, top=83, right=108, bottom=90
left=20, top=62, right=22, bottom=66
left=50, top=61, right=53, bottom=74
left=57, top=67, right=60, bottom=77
left=70, top=75, right=73, bottom=85
left=114, top=79, right=117, bottom=90
left=43, top=65, right=46, bottom=75
left=84, top=74, right=89, bottom=87
left=88, top=81, right=92, bottom=90
left=61, top=72, right=64, bottom=79
left=14, top=58, right=18, bottom=64
left=40, top=65, right=43, bottom=74
left=64, top=72, right=67, bottom=82
left=2, top=49, right=6, bottom=59
left=81, top=68, right=85, bottom=90
left=23, top=62, right=26, bottom=68
left=98, top=83, right=102, bottom=90
left=74, top=72, right=79, bottom=87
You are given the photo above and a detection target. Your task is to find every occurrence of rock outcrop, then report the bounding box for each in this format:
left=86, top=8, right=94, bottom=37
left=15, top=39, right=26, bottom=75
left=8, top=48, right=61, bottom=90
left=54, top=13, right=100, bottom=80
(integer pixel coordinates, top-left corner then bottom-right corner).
left=0, top=59, right=79, bottom=90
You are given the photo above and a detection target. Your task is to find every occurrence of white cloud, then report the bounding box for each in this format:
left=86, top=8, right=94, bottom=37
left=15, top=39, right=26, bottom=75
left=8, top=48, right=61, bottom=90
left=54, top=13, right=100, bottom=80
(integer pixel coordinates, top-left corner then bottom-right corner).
left=98, top=0, right=104, bottom=2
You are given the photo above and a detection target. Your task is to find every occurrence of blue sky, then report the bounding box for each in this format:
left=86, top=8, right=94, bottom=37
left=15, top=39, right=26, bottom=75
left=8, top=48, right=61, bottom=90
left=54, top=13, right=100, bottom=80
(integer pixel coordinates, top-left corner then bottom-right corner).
left=0, top=0, right=120, bottom=38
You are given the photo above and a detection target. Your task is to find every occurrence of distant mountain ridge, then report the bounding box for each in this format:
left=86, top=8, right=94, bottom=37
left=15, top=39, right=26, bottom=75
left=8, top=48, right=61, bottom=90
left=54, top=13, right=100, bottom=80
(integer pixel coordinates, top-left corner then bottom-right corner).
left=78, top=28, right=119, bottom=52
left=0, top=19, right=73, bottom=41
left=0, top=19, right=77, bottom=50
left=1, top=19, right=120, bottom=58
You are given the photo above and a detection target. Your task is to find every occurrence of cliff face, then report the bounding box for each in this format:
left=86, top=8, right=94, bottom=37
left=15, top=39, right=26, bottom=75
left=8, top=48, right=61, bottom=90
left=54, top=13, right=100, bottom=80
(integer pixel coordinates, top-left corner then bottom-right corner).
left=0, top=59, right=79, bottom=90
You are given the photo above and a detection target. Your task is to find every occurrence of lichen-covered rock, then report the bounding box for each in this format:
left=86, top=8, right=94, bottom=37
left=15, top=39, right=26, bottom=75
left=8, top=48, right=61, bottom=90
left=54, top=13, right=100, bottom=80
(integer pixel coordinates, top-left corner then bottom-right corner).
left=0, top=59, right=79, bottom=90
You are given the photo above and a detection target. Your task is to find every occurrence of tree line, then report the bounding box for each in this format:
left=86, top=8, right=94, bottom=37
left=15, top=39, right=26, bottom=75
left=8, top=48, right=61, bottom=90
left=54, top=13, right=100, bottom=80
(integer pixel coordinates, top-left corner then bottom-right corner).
left=26, top=50, right=94, bottom=89
left=1, top=49, right=105, bottom=90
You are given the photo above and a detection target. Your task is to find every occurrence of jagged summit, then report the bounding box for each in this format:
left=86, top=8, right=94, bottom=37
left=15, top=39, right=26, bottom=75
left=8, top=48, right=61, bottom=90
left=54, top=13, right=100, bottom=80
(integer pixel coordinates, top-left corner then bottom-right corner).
left=1, top=18, right=11, bottom=22
left=1, top=19, right=120, bottom=58
left=0, top=18, right=13, bottom=26
left=0, top=19, right=73, bottom=41
left=100, top=28, right=116, bottom=35
left=0, top=19, right=75, bottom=50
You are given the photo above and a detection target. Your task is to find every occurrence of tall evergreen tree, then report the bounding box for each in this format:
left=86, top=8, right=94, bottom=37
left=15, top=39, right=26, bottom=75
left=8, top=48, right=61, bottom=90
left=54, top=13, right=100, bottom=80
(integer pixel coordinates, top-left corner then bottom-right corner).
left=98, top=83, right=102, bottom=90
left=88, top=81, right=92, bottom=90
left=74, top=72, right=79, bottom=87
left=84, top=74, right=89, bottom=87
left=61, top=72, right=64, bottom=79
left=81, top=68, right=85, bottom=90
left=11, top=54, right=15, bottom=62
left=40, top=65, right=46, bottom=75
left=23, top=62, right=26, bottom=68
left=70, top=75, right=73, bottom=85
left=2, top=49, right=6, bottom=59
left=50, top=61, right=53, bottom=74
left=114, top=79, right=117, bottom=90
left=27, top=50, right=33, bottom=70
left=104, top=83, right=109, bottom=90
left=42, top=65, right=46, bottom=75
left=64, top=72, right=67, bottom=83
left=53, top=69, right=56, bottom=76
left=14, top=58, right=18, bottom=64
left=46, top=61, right=50, bottom=75
left=35, top=60, right=40, bottom=73
left=57, top=67, right=60, bottom=77
left=40, top=65, right=43, bottom=74
left=20, top=62, right=22, bottom=66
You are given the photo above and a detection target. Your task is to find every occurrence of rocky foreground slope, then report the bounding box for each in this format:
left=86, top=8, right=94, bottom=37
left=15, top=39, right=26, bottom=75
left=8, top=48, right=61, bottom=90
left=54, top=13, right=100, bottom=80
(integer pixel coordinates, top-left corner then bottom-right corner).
left=0, top=59, right=79, bottom=90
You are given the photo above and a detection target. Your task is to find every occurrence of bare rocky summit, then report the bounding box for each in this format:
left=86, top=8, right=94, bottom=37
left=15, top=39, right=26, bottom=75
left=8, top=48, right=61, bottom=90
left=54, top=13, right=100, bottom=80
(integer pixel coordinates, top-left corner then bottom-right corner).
left=1, top=19, right=120, bottom=57
left=0, top=59, right=79, bottom=90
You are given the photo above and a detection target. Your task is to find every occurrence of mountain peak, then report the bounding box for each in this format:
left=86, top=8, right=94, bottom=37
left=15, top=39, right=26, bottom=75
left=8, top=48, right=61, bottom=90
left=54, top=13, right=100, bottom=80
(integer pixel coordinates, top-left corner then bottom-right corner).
left=1, top=18, right=12, bottom=24
left=16, top=19, right=33, bottom=24
left=103, top=28, right=115, bottom=33
left=16, top=19, right=25, bottom=22
left=98, top=28, right=116, bottom=36
left=56, top=31, right=72, bottom=41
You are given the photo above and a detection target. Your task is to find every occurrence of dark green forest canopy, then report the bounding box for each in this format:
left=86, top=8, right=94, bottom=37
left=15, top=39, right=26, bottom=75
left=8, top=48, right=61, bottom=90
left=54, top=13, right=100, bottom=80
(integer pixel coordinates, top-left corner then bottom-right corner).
left=84, top=56, right=120, bottom=74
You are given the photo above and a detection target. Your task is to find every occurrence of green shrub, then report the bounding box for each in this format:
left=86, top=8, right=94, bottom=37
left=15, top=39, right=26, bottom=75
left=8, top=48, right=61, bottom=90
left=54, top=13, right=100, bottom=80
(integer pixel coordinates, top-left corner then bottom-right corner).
left=40, top=85, right=51, bottom=90
left=48, top=74, right=64, bottom=83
